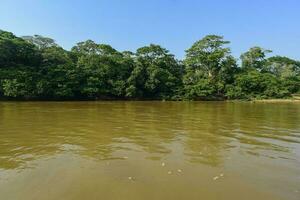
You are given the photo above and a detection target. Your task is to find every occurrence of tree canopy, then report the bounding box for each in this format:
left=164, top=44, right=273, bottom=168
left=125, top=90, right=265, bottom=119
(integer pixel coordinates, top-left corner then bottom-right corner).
left=0, top=30, right=299, bottom=100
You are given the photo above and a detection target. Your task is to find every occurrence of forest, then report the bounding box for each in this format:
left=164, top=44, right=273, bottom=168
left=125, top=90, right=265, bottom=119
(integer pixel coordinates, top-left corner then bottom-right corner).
left=0, top=29, right=299, bottom=100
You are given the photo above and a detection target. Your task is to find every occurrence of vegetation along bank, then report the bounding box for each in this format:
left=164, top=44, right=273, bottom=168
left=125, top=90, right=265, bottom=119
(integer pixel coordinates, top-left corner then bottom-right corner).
left=0, top=30, right=299, bottom=100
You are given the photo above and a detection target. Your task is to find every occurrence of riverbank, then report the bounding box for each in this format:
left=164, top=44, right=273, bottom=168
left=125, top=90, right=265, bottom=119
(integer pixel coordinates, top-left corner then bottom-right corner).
left=1, top=98, right=300, bottom=102
left=252, top=94, right=300, bottom=103
left=1, top=94, right=300, bottom=102
left=252, top=99, right=300, bottom=103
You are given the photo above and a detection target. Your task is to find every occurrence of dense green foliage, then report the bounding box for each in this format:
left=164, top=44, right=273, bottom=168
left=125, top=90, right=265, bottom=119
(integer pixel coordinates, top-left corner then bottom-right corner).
left=0, top=30, right=299, bottom=100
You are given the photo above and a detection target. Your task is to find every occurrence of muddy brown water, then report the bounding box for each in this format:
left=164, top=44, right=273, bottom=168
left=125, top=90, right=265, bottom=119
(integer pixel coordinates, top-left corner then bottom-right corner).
left=0, top=101, right=299, bottom=200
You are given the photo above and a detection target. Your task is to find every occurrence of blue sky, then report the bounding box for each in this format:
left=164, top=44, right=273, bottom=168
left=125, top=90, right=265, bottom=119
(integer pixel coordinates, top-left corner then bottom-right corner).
left=1, top=0, right=299, bottom=60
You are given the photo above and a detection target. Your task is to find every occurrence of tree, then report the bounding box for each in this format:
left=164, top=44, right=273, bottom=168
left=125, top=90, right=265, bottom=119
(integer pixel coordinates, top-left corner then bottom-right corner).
left=71, top=40, right=120, bottom=56
left=126, top=44, right=182, bottom=99
left=0, top=30, right=41, bottom=68
left=226, top=70, right=290, bottom=99
left=240, top=47, right=272, bottom=71
left=266, top=56, right=300, bottom=93
left=35, top=46, right=80, bottom=99
left=22, top=35, right=58, bottom=50
left=71, top=40, right=133, bottom=98
left=267, top=56, right=300, bottom=78
left=183, top=35, right=237, bottom=99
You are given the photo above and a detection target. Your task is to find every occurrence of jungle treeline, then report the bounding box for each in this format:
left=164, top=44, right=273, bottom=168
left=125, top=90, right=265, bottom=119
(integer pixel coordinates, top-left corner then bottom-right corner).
left=0, top=30, right=299, bottom=100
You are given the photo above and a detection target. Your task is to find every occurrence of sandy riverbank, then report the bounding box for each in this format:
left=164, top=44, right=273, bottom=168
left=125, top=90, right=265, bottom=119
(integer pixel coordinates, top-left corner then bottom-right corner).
left=252, top=99, right=300, bottom=103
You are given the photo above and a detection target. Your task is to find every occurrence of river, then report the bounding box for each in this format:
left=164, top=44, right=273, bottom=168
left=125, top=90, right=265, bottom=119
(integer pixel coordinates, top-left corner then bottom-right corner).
left=0, top=101, right=299, bottom=200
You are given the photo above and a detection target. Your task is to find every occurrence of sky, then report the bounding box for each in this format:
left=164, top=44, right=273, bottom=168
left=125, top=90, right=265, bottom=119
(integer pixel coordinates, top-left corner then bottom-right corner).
left=1, top=0, right=300, bottom=60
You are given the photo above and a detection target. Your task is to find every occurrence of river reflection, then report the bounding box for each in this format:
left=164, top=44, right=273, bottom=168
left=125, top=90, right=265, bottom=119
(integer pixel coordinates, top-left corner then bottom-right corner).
left=0, top=102, right=300, bottom=200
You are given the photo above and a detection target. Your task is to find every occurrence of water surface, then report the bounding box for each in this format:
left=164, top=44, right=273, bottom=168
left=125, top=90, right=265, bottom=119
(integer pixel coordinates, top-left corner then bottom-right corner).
left=0, top=102, right=300, bottom=200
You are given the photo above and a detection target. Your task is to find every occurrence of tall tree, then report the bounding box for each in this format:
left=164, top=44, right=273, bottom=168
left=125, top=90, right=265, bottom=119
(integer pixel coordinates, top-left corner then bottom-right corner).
left=240, top=47, right=272, bottom=71
left=0, top=30, right=41, bottom=68
left=267, top=56, right=300, bottom=78
left=126, top=44, right=182, bottom=99
left=22, top=35, right=58, bottom=50
left=71, top=40, right=133, bottom=98
left=266, top=56, right=300, bottom=93
left=183, top=35, right=237, bottom=99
